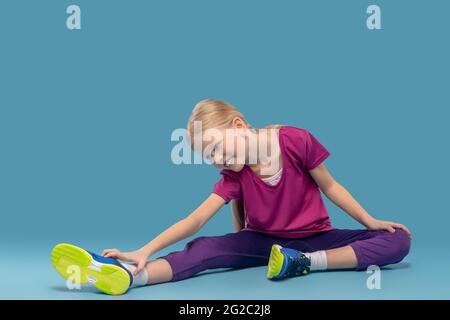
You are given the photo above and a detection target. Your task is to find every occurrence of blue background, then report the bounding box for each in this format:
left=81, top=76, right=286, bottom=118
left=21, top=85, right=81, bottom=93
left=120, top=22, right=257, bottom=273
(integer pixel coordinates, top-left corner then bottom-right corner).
left=0, top=0, right=449, bottom=299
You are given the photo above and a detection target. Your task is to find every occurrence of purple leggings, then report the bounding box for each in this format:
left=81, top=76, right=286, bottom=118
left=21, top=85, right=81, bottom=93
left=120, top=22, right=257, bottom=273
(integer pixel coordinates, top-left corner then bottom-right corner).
left=157, top=228, right=411, bottom=282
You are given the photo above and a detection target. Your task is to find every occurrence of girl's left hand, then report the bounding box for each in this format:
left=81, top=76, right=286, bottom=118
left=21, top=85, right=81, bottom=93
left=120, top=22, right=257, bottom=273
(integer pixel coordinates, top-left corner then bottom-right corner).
left=366, top=218, right=412, bottom=239
left=101, top=248, right=149, bottom=276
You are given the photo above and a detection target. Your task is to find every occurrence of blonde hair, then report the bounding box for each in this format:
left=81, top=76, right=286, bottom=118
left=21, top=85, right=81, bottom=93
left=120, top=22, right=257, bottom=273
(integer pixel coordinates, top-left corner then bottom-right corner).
left=186, top=99, right=283, bottom=150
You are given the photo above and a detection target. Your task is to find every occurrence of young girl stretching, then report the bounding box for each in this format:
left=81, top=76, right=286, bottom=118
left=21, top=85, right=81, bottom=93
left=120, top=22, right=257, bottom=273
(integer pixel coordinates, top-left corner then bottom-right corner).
left=51, top=99, right=411, bottom=295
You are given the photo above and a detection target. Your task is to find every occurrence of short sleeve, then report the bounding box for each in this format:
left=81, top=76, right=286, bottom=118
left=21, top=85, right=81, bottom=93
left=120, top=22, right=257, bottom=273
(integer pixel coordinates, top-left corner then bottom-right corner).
left=211, top=170, right=242, bottom=204
left=298, top=129, right=330, bottom=170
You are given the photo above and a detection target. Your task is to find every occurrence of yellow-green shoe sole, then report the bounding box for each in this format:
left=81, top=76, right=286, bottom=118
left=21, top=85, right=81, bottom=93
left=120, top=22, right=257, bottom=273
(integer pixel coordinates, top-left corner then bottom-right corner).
left=266, top=244, right=284, bottom=279
left=51, top=243, right=130, bottom=295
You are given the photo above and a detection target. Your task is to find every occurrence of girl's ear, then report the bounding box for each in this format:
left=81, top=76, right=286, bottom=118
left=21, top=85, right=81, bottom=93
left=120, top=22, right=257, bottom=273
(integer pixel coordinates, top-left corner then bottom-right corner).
left=232, top=116, right=247, bottom=129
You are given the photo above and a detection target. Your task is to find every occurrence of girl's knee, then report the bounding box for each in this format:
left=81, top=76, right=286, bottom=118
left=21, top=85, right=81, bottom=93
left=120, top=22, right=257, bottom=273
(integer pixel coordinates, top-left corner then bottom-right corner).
left=184, top=235, right=236, bottom=258
left=388, top=229, right=411, bottom=262
left=186, top=236, right=207, bottom=247
left=355, top=229, right=411, bottom=269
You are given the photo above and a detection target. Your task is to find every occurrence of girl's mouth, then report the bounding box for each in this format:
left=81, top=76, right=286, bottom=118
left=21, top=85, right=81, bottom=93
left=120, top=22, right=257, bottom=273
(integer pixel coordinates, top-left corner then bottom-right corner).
left=224, top=157, right=233, bottom=168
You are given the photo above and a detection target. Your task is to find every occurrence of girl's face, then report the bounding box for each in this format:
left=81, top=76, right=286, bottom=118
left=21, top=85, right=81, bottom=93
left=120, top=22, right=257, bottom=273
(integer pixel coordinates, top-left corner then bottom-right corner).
left=204, top=127, right=248, bottom=172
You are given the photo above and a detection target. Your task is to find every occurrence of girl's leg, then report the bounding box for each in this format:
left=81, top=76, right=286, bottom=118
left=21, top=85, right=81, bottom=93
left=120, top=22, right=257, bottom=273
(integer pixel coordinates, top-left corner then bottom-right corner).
left=140, top=228, right=411, bottom=285
left=286, top=228, right=411, bottom=271
left=144, top=258, right=174, bottom=285
left=325, top=245, right=358, bottom=269
left=152, top=230, right=283, bottom=283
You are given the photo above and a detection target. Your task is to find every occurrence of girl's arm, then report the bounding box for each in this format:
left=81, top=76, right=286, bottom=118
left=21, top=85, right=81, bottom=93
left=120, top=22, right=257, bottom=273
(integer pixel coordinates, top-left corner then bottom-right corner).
left=309, top=164, right=411, bottom=236
left=103, top=193, right=226, bottom=274
left=139, top=193, right=225, bottom=256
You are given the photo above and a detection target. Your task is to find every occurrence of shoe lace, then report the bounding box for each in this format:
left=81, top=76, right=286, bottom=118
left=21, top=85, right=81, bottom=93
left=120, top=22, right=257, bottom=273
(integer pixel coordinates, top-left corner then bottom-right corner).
left=285, top=254, right=311, bottom=277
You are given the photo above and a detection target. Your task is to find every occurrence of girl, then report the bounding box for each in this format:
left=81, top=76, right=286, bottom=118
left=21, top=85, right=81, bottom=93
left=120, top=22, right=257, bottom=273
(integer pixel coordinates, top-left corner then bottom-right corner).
left=51, top=99, right=411, bottom=295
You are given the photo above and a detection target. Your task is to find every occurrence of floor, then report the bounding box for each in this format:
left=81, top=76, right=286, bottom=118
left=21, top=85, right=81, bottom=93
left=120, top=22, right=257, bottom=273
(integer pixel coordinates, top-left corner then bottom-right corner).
left=1, top=242, right=448, bottom=300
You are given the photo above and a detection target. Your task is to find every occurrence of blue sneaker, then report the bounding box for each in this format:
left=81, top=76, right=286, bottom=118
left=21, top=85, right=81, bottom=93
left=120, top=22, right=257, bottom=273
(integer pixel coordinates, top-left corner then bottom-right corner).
left=266, top=244, right=311, bottom=280
left=51, top=243, right=133, bottom=295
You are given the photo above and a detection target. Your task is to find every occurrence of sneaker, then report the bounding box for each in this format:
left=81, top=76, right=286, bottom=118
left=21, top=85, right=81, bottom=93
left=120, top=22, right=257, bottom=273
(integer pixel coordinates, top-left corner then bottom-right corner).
left=51, top=243, right=133, bottom=295
left=266, top=244, right=311, bottom=280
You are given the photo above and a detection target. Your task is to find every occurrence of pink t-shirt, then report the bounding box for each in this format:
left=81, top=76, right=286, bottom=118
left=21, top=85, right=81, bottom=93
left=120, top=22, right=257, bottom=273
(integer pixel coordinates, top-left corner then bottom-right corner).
left=211, top=125, right=334, bottom=238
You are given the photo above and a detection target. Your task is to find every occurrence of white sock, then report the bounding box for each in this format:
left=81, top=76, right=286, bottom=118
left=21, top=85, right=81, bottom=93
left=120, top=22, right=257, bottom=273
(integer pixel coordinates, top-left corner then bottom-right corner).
left=119, top=262, right=149, bottom=287
left=303, top=251, right=327, bottom=271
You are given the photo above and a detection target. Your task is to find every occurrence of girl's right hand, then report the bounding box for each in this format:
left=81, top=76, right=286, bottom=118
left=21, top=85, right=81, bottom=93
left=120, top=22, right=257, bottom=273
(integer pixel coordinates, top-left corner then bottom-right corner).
left=101, top=248, right=149, bottom=275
